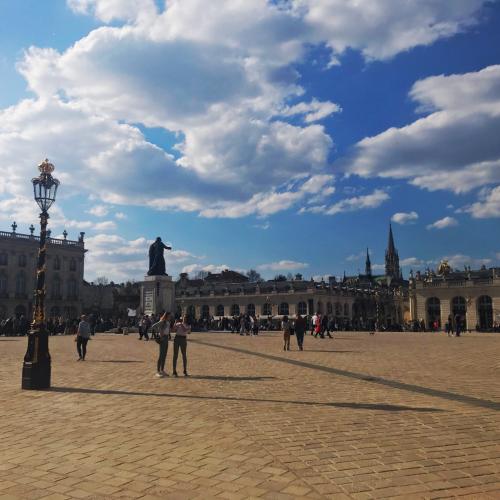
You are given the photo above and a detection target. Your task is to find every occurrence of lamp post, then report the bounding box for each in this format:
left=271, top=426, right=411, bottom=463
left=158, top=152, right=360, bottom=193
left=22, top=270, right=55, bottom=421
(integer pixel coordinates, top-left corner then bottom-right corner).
left=22, top=159, right=60, bottom=390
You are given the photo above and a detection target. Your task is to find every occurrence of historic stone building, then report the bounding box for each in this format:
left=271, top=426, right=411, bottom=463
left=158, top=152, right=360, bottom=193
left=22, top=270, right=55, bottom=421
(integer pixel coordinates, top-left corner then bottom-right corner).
left=0, top=223, right=86, bottom=320
left=173, top=226, right=409, bottom=329
left=409, top=262, right=500, bottom=331
left=175, top=271, right=405, bottom=329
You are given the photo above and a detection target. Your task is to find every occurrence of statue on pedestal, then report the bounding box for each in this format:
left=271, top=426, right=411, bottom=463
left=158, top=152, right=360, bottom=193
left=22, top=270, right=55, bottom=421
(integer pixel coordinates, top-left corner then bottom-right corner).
left=147, top=237, right=172, bottom=276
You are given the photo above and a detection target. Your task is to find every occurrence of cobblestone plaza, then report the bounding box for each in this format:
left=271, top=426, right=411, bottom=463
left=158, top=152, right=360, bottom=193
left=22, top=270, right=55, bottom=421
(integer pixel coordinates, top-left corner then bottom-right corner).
left=1, top=331, right=499, bottom=499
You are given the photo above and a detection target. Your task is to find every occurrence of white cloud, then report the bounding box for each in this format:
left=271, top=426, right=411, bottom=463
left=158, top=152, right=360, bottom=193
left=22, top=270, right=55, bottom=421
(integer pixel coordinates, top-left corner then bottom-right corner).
left=426, top=216, right=459, bottom=230
left=297, top=0, right=488, bottom=62
left=442, top=254, right=492, bottom=270
left=87, top=205, right=109, bottom=217
left=346, top=251, right=366, bottom=262
left=391, top=211, right=419, bottom=225
left=280, top=98, right=341, bottom=123
left=400, top=257, right=425, bottom=267
left=200, top=174, right=335, bottom=218
left=1, top=0, right=488, bottom=224
left=181, top=263, right=232, bottom=276
left=257, top=260, right=309, bottom=271
left=68, top=0, right=157, bottom=23
left=341, top=65, right=500, bottom=193
left=93, top=220, right=117, bottom=231
left=463, top=185, right=500, bottom=218
left=114, top=212, right=127, bottom=219
left=302, top=189, right=389, bottom=215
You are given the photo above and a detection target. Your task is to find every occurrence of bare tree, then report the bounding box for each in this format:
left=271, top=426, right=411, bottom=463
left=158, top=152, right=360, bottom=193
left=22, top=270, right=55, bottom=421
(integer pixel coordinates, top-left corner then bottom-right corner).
left=246, top=269, right=263, bottom=282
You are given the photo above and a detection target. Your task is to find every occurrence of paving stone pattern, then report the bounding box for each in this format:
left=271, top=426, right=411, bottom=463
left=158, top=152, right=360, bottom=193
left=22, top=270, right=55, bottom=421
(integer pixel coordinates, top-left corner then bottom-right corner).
left=0, top=331, right=499, bottom=499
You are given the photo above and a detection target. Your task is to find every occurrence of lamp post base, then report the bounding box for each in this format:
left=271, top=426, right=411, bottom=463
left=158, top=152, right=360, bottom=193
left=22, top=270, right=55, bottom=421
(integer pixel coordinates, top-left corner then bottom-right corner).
left=21, top=329, right=51, bottom=390
left=22, top=359, right=51, bottom=390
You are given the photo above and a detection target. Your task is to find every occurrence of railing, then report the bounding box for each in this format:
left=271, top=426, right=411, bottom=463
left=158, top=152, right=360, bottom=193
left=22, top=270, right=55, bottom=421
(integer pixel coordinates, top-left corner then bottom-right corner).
left=0, top=231, right=83, bottom=247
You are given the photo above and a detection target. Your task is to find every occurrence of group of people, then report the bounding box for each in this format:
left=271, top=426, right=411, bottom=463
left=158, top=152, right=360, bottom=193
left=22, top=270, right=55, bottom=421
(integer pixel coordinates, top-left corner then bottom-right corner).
left=74, top=312, right=191, bottom=378
left=280, top=312, right=334, bottom=351
left=151, top=313, right=191, bottom=378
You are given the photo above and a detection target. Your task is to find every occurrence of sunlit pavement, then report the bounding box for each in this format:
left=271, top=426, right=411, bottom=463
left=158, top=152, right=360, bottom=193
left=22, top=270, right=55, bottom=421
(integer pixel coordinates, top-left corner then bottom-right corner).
left=0, top=330, right=499, bottom=499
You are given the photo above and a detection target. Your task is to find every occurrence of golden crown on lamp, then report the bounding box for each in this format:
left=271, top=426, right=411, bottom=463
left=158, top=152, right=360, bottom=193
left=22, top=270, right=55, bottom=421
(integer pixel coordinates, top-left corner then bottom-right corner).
left=38, top=158, right=55, bottom=175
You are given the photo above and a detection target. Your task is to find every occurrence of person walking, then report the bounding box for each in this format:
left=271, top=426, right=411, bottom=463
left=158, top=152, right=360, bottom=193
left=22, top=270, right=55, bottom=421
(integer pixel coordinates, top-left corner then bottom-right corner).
left=294, top=314, right=306, bottom=351
left=282, top=315, right=292, bottom=351
left=321, top=314, right=332, bottom=338
left=76, top=314, right=91, bottom=361
left=173, top=315, right=191, bottom=376
left=152, top=312, right=171, bottom=377
left=314, top=313, right=322, bottom=338
left=454, top=313, right=462, bottom=337
left=446, top=314, right=453, bottom=336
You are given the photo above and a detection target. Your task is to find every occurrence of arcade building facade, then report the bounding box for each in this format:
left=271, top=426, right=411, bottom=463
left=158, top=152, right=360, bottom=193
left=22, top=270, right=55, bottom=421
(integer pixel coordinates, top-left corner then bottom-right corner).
left=174, top=226, right=409, bottom=330
left=409, top=261, right=500, bottom=331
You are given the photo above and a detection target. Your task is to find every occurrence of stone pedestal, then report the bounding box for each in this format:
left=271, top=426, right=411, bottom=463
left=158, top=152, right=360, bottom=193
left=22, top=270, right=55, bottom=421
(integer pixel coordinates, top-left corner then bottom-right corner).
left=140, top=275, right=176, bottom=316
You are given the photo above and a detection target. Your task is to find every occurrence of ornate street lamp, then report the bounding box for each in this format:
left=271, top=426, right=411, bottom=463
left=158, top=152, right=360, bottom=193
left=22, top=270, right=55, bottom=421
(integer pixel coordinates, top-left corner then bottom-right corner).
left=22, top=159, right=60, bottom=390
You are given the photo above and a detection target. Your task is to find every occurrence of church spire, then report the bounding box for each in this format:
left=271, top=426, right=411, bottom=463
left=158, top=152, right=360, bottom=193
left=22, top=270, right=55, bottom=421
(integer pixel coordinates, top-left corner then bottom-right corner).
left=388, top=223, right=396, bottom=253
left=365, top=247, right=372, bottom=276
left=385, top=223, right=400, bottom=280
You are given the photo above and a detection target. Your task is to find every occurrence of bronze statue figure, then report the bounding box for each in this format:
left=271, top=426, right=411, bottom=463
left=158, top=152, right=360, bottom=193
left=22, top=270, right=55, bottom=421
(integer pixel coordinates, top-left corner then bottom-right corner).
left=147, top=237, right=172, bottom=276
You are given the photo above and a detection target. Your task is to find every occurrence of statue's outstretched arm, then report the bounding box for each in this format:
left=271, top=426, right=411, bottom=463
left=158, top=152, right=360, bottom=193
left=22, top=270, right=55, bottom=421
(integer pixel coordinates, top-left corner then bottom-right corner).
left=163, top=243, right=172, bottom=250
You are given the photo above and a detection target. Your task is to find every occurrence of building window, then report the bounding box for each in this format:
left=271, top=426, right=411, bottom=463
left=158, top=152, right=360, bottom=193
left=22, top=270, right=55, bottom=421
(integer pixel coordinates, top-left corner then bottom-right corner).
left=67, top=279, right=77, bottom=299
left=0, top=252, right=7, bottom=266
left=327, top=302, right=333, bottom=314
left=15, top=272, right=26, bottom=295
left=54, top=256, right=61, bottom=270
left=0, top=305, right=6, bottom=319
left=246, top=303, right=255, bottom=317
left=426, top=297, right=441, bottom=328
left=50, top=306, right=60, bottom=318
left=64, top=306, right=77, bottom=319
left=69, top=258, right=76, bottom=272
left=15, top=304, right=26, bottom=319
left=477, top=295, right=493, bottom=330
left=52, top=275, right=61, bottom=298
left=344, top=303, right=349, bottom=317
left=231, top=304, right=240, bottom=316
left=262, top=303, right=272, bottom=316
left=201, top=305, right=210, bottom=319
left=297, top=302, right=307, bottom=315
left=316, top=301, right=323, bottom=314
left=187, top=304, right=196, bottom=319
left=278, top=302, right=289, bottom=315
left=216, top=304, right=225, bottom=316
left=451, top=296, right=467, bottom=329
left=0, top=273, right=7, bottom=295
left=335, top=302, right=342, bottom=316
left=18, top=254, right=27, bottom=267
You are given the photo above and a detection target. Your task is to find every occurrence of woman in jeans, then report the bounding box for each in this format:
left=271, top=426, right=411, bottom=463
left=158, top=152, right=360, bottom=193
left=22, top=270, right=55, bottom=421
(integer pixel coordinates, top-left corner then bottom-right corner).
left=152, top=312, right=171, bottom=378
left=173, top=315, right=191, bottom=376
left=282, top=315, right=291, bottom=351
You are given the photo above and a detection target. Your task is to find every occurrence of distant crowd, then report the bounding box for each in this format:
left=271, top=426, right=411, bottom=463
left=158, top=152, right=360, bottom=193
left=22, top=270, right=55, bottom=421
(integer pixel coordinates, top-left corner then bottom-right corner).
left=1, top=311, right=498, bottom=337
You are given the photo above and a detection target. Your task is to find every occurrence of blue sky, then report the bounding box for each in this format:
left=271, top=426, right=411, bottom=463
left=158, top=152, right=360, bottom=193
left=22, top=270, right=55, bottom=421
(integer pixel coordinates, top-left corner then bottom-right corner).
left=0, top=0, right=499, bottom=282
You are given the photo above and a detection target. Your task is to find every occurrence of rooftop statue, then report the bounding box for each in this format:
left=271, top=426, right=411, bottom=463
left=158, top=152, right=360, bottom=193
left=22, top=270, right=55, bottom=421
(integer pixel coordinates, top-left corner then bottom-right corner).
left=437, top=259, right=452, bottom=276
left=147, top=237, right=172, bottom=276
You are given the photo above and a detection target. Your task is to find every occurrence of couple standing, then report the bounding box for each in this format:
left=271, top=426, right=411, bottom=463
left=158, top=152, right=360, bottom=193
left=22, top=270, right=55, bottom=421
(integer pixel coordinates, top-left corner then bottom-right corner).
left=153, top=313, right=191, bottom=378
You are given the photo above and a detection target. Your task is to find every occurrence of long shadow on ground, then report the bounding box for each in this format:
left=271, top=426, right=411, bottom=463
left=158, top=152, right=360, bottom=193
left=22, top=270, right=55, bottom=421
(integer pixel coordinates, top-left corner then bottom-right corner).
left=50, top=386, right=444, bottom=412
